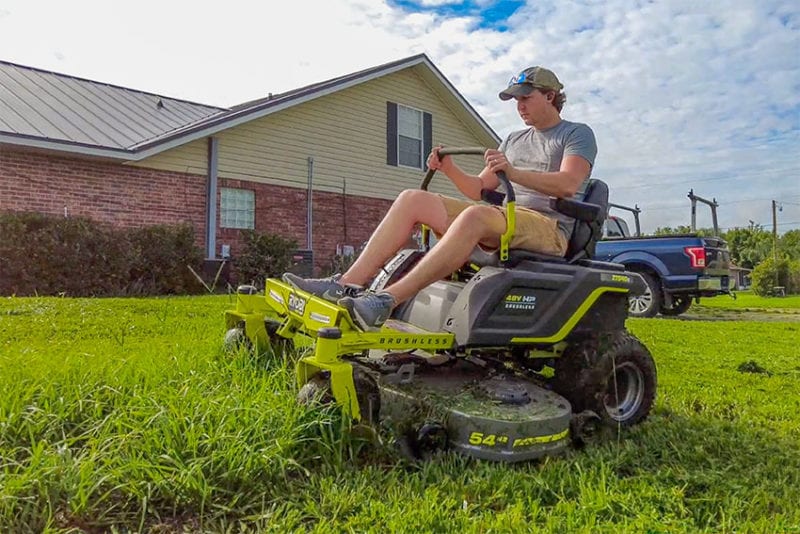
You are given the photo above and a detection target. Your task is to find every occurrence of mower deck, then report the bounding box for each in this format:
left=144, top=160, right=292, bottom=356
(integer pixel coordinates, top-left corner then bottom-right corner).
left=357, top=354, right=572, bottom=461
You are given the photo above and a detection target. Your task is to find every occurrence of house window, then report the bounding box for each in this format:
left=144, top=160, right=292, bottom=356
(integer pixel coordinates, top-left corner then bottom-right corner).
left=398, top=105, right=423, bottom=168
left=220, top=187, right=254, bottom=229
left=386, top=102, right=432, bottom=170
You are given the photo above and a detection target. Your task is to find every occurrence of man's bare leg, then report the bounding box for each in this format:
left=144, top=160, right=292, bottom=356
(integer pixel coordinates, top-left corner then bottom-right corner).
left=340, top=190, right=450, bottom=286
left=383, top=204, right=507, bottom=303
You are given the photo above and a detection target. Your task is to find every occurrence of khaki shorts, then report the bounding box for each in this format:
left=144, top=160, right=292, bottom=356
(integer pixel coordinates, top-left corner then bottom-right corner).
left=438, top=196, right=568, bottom=256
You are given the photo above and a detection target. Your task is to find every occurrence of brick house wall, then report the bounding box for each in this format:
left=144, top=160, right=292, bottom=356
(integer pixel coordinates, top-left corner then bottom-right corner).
left=218, top=177, right=393, bottom=273
left=0, top=149, right=207, bottom=232
left=1, top=149, right=395, bottom=274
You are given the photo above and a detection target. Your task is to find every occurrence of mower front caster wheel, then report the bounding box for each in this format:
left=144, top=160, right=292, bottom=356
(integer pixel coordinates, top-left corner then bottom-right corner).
left=223, top=325, right=253, bottom=355
left=397, top=422, right=449, bottom=462
left=297, top=369, right=381, bottom=425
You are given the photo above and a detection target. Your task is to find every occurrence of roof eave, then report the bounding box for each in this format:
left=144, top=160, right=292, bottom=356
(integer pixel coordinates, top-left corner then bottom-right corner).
left=0, top=133, right=135, bottom=160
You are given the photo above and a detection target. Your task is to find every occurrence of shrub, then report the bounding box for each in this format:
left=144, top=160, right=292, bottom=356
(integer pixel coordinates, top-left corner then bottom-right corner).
left=127, top=224, right=205, bottom=295
left=0, top=212, right=131, bottom=296
left=0, top=211, right=205, bottom=296
left=750, top=256, right=800, bottom=296
left=233, top=230, right=297, bottom=288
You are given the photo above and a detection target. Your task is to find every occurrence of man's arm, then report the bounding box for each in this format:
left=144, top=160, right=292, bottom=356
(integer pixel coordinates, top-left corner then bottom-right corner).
left=509, top=155, right=591, bottom=198
left=427, top=147, right=500, bottom=201
left=485, top=151, right=591, bottom=198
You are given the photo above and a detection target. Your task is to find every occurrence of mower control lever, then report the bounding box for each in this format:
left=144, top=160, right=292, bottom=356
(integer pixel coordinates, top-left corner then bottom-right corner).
left=419, top=146, right=518, bottom=261
left=420, top=147, right=516, bottom=204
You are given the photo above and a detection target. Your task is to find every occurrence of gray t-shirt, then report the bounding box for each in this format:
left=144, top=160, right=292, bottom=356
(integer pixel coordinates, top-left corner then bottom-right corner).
left=497, top=120, right=597, bottom=240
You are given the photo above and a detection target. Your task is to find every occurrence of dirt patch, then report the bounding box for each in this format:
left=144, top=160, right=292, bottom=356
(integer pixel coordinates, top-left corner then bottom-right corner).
left=673, top=307, right=800, bottom=323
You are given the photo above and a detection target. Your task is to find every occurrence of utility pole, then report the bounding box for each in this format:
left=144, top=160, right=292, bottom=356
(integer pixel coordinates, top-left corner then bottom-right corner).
left=771, top=199, right=781, bottom=290
left=772, top=200, right=778, bottom=264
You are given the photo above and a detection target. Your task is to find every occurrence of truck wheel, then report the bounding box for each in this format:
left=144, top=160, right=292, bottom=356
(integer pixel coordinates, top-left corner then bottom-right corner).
left=659, top=296, right=692, bottom=316
left=628, top=272, right=661, bottom=318
left=552, top=332, right=657, bottom=427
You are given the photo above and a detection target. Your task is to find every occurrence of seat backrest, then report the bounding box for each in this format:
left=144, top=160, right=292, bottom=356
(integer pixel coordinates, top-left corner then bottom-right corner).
left=564, top=178, right=609, bottom=261
left=466, top=178, right=610, bottom=268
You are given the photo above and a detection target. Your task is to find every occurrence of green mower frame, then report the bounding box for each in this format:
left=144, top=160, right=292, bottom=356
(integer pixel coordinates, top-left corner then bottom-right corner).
left=224, top=147, right=657, bottom=462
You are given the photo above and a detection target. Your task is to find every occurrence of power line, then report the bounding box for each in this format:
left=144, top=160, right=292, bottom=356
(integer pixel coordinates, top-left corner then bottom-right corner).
left=633, top=193, right=800, bottom=211
left=610, top=167, right=800, bottom=190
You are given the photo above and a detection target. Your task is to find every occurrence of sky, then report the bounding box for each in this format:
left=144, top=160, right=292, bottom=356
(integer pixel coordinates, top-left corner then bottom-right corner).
left=1, top=0, right=798, bottom=234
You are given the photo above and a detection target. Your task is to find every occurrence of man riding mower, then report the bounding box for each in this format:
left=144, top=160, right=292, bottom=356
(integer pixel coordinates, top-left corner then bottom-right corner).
left=224, top=147, right=657, bottom=462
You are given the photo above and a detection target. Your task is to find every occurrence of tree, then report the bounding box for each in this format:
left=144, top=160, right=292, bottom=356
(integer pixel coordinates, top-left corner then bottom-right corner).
left=723, top=226, right=773, bottom=269
left=653, top=225, right=704, bottom=236
left=779, top=229, right=800, bottom=260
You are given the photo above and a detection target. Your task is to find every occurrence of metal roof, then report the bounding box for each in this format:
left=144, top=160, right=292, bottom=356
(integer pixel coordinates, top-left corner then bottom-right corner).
left=0, top=54, right=499, bottom=160
left=0, top=60, right=224, bottom=150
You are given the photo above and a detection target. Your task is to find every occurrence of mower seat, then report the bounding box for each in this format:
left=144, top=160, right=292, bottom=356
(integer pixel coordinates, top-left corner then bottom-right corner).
left=470, top=178, right=609, bottom=267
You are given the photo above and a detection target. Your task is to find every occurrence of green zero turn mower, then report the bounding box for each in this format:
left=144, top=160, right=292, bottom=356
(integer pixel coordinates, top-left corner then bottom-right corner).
left=224, top=148, right=657, bottom=462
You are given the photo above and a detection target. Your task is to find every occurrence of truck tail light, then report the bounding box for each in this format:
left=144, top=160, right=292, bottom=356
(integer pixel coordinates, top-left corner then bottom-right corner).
left=685, top=246, right=706, bottom=268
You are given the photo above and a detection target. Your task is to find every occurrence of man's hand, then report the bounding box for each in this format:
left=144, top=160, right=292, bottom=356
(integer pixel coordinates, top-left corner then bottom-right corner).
left=427, top=146, right=454, bottom=173
left=484, top=149, right=514, bottom=177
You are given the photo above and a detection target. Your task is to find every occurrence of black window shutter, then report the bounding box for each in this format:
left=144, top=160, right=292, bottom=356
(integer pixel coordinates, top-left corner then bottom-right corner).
left=386, top=102, right=398, bottom=166
left=423, top=112, right=432, bottom=165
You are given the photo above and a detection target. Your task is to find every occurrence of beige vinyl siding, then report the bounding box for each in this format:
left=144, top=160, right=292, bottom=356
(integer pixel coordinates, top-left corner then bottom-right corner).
left=127, top=138, right=207, bottom=175
left=133, top=67, right=493, bottom=200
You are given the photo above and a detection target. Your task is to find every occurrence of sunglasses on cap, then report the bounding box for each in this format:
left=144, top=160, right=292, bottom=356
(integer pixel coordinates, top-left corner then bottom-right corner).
left=508, top=71, right=531, bottom=86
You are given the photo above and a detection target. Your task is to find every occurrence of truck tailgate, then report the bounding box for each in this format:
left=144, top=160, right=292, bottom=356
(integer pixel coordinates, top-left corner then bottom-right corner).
left=702, top=236, right=731, bottom=276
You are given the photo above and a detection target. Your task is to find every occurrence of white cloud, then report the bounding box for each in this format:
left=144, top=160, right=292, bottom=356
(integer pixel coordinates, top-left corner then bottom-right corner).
left=0, top=0, right=798, bottom=233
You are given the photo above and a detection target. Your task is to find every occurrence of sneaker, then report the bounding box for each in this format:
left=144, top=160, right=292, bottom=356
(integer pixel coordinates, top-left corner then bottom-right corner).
left=282, top=273, right=362, bottom=303
left=338, top=291, right=396, bottom=331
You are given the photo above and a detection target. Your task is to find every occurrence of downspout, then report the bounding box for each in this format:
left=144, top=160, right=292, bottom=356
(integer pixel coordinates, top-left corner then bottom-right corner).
left=307, top=156, right=314, bottom=250
left=206, top=137, right=219, bottom=259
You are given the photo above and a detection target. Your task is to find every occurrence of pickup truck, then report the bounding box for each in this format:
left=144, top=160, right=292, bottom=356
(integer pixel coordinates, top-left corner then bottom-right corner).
left=595, top=201, right=732, bottom=317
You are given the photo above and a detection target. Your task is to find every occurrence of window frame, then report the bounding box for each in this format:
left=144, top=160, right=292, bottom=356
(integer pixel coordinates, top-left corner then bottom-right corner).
left=397, top=104, right=424, bottom=170
left=220, top=187, right=255, bottom=230
left=386, top=101, right=432, bottom=170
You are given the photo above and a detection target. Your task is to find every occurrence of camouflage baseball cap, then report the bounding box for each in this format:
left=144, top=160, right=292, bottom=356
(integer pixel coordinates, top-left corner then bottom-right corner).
left=499, top=66, right=564, bottom=101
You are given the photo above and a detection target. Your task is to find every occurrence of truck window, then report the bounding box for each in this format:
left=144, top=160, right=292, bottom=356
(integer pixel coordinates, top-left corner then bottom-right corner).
left=604, top=216, right=630, bottom=238
left=616, top=218, right=631, bottom=237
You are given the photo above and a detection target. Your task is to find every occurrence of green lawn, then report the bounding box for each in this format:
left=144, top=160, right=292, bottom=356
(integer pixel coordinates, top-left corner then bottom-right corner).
left=699, top=290, right=800, bottom=310
left=1, top=295, right=799, bottom=532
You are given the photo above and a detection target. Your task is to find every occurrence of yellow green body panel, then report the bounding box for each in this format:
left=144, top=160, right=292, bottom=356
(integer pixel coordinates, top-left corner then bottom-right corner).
left=263, top=279, right=455, bottom=420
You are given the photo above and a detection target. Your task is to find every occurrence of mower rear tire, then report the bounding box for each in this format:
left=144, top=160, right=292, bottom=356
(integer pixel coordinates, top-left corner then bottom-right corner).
left=552, top=331, right=657, bottom=427
left=601, top=333, right=657, bottom=425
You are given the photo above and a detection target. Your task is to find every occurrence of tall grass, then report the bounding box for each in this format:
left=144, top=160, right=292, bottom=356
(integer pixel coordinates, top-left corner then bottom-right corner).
left=1, top=295, right=799, bottom=532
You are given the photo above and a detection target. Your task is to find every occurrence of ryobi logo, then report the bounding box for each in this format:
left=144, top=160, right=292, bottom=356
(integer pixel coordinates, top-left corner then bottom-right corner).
left=287, top=294, right=307, bottom=315
left=602, top=273, right=631, bottom=284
